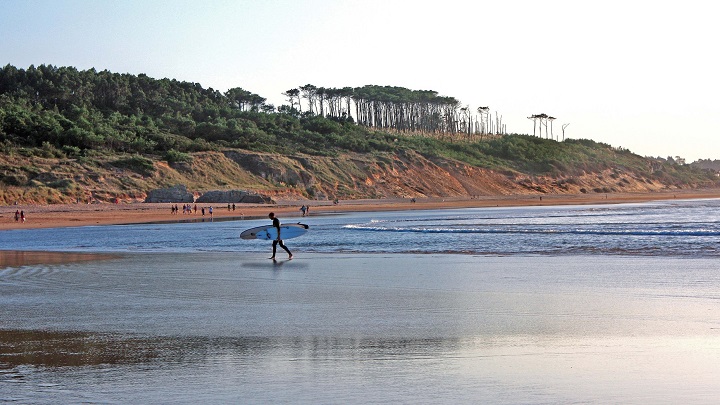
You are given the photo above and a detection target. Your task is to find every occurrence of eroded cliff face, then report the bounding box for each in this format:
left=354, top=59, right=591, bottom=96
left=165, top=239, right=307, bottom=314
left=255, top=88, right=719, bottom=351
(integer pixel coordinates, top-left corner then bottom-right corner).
left=217, top=149, right=676, bottom=200
left=0, top=149, right=700, bottom=205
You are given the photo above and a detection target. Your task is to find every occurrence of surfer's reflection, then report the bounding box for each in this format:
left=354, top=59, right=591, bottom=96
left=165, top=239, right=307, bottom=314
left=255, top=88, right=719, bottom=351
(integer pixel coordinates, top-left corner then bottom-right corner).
left=240, top=258, right=307, bottom=271
left=271, top=259, right=285, bottom=277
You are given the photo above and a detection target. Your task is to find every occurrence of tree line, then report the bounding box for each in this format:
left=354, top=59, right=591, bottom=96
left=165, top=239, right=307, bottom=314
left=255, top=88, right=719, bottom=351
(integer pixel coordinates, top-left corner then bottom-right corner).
left=0, top=64, right=387, bottom=157
left=283, top=84, right=507, bottom=138
left=0, top=64, right=513, bottom=161
left=3, top=65, right=718, bottom=190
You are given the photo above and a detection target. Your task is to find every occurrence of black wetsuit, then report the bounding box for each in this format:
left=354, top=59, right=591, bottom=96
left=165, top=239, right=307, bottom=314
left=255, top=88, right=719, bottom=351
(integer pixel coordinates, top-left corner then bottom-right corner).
left=272, top=217, right=292, bottom=257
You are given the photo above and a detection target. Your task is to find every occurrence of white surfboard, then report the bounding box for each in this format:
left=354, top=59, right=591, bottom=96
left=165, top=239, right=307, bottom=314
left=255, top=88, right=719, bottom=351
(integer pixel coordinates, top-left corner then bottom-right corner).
left=240, top=223, right=309, bottom=240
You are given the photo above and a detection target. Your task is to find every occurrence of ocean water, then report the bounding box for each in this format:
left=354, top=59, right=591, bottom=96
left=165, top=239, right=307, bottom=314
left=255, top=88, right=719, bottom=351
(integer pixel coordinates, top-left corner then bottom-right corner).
left=2, top=197, right=720, bottom=257
left=1, top=199, right=720, bottom=404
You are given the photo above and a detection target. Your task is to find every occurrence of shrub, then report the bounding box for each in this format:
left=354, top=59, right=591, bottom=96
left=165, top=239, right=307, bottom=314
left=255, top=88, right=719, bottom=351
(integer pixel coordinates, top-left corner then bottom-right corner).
left=112, top=155, right=155, bottom=176
left=62, top=145, right=83, bottom=157
left=2, top=173, right=28, bottom=186
left=165, top=148, right=193, bottom=164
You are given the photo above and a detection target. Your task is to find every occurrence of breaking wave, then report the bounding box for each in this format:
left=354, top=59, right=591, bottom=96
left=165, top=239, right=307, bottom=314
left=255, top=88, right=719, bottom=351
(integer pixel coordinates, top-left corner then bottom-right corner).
left=343, top=224, right=720, bottom=237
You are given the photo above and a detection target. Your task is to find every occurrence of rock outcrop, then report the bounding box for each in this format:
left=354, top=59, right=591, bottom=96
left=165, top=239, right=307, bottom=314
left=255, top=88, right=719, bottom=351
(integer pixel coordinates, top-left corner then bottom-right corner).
left=195, top=190, right=273, bottom=204
left=144, top=185, right=194, bottom=203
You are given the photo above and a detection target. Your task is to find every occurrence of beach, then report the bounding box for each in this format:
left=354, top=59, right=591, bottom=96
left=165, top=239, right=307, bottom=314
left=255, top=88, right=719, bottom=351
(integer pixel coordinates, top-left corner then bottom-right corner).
left=2, top=188, right=720, bottom=230
left=2, top=198, right=720, bottom=403
left=2, top=252, right=719, bottom=403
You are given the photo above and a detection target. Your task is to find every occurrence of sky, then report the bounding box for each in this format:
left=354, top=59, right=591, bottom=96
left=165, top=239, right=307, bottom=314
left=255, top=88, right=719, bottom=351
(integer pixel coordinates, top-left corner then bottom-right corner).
left=2, top=0, right=719, bottom=162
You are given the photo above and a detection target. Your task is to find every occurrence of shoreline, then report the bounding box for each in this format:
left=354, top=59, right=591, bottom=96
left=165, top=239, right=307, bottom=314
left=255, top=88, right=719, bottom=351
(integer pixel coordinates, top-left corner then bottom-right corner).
left=2, top=188, right=720, bottom=231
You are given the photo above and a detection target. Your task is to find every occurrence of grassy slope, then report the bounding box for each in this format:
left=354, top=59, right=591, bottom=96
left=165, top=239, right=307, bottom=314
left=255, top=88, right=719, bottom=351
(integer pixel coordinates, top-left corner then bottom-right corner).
left=1, top=134, right=718, bottom=205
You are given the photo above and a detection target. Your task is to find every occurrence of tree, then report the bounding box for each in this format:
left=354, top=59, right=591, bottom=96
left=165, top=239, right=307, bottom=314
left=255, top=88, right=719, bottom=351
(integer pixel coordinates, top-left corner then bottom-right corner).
left=561, top=123, right=569, bottom=141
left=225, top=87, right=265, bottom=112
left=547, top=116, right=556, bottom=140
left=260, top=103, right=275, bottom=114
left=282, top=88, right=301, bottom=112
left=477, top=107, right=490, bottom=135
left=528, top=114, right=550, bottom=138
left=277, top=104, right=300, bottom=117
left=299, top=84, right=317, bottom=114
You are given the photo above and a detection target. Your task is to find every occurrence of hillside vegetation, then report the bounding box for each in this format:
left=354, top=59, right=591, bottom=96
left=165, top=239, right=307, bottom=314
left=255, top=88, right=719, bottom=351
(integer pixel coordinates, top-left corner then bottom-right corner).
left=1, top=64, right=717, bottom=204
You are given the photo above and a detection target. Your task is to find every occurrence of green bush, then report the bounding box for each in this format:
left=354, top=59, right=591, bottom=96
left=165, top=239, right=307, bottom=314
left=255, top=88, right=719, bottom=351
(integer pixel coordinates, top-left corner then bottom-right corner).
left=2, top=173, right=28, bottom=186
left=165, top=148, right=193, bottom=164
left=62, top=145, right=83, bottom=157
left=112, top=155, right=155, bottom=176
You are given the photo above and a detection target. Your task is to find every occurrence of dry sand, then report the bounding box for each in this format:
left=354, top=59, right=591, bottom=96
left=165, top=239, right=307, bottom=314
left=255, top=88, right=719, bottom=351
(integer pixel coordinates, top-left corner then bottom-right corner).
left=2, top=189, right=720, bottom=231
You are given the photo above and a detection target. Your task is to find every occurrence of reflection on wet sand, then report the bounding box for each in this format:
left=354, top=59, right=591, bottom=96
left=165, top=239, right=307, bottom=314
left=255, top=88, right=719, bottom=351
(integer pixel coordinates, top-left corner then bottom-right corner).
left=0, top=330, right=159, bottom=368
left=0, top=329, right=462, bottom=369
left=0, top=251, right=116, bottom=269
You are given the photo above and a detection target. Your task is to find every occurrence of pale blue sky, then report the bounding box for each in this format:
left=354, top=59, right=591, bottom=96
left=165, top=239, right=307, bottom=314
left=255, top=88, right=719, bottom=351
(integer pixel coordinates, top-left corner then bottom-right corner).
left=2, top=0, right=718, bottom=161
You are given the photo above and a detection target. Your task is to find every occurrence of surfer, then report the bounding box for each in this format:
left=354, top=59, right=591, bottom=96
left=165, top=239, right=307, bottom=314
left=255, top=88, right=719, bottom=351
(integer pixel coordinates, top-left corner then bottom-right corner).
left=268, top=212, right=293, bottom=260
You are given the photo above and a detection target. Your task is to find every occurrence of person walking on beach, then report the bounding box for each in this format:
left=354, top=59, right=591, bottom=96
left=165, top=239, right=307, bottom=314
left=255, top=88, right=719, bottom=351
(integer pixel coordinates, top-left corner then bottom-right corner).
left=268, top=212, right=292, bottom=260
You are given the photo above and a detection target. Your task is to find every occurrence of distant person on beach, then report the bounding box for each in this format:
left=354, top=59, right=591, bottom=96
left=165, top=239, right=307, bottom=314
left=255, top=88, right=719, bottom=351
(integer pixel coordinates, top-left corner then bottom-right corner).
left=268, top=212, right=292, bottom=260
left=300, top=205, right=307, bottom=216
left=20, top=211, right=25, bottom=223
left=15, top=210, right=19, bottom=222
left=209, top=206, right=213, bottom=217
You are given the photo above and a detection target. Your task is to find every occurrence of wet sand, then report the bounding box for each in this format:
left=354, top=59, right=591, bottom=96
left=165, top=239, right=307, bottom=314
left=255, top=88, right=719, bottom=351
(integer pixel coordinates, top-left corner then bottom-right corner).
left=2, top=188, right=719, bottom=230
left=2, top=252, right=719, bottom=403
left=0, top=250, right=116, bottom=269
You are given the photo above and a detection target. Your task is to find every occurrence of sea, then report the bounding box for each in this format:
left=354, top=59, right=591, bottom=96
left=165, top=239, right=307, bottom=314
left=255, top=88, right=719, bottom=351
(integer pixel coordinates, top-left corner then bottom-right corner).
left=1, top=198, right=719, bottom=403
left=3, top=197, right=720, bottom=257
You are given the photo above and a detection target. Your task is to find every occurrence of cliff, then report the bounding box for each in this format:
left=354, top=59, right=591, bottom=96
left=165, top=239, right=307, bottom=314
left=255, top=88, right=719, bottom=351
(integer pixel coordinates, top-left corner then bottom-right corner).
left=1, top=147, right=717, bottom=205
